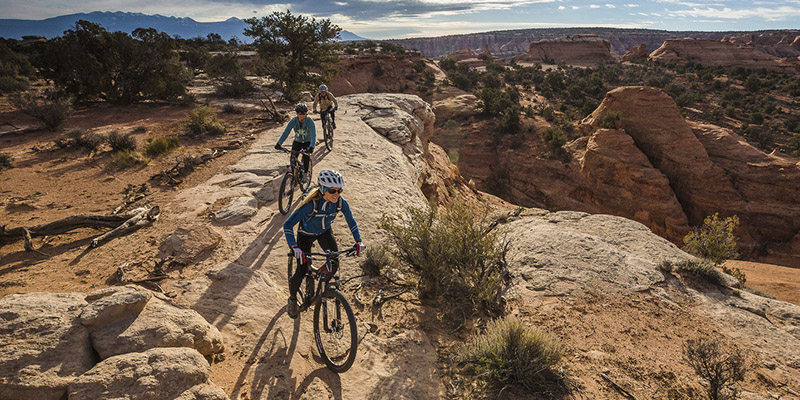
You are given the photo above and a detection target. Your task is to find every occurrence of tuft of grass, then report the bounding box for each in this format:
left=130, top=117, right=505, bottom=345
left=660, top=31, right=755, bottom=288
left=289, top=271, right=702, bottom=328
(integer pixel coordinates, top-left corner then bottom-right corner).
left=222, top=103, right=244, bottom=114
left=107, top=131, right=137, bottom=152
left=184, top=106, right=226, bottom=136
left=360, top=243, right=394, bottom=276
left=145, top=136, right=180, bottom=156
left=600, top=111, right=621, bottom=129
left=131, top=125, right=147, bottom=134
left=456, top=316, right=565, bottom=391
left=672, top=259, right=728, bottom=286
left=108, top=150, right=149, bottom=169
left=0, top=153, right=13, bottom=169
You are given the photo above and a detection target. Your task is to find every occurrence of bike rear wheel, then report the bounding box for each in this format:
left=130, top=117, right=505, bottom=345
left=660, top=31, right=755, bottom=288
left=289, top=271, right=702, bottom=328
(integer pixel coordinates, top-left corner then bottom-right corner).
left=278, top=171, right=295, bottom=215
left=314, top=289, right=357, bottom=373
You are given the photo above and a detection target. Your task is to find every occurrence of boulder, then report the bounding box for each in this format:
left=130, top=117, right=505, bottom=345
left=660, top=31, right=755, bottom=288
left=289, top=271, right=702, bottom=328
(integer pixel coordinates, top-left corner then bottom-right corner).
left=80, top=285, right=224, bottom=359
left=159, top=224, right=223, bottom=264
left=67, top=347, right=228, bottom=400
left=0, top=293, right=95, bottom=400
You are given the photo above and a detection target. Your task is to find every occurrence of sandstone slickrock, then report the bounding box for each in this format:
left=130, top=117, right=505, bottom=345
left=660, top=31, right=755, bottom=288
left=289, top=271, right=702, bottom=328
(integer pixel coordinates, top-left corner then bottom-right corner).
left=159, top=224, right=223, bottom=265
left=67, top=347, right=228, bottom=400
left=0, top=293, right=94, bottom=400
left=212, top=196, right=258, bottom=225
left=79, top=285, right=224, bottom=359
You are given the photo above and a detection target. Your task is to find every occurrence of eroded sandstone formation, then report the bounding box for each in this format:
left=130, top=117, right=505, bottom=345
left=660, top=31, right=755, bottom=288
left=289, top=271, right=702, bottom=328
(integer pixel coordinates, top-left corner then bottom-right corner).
left=513, top=35, right=618, bottom=66
left=0, top=286, right=227, bottom=400
left=649, top=39, right=800, bottom=74
left=327, top=52, right=427, bottom=96
left=621, top=43, right=648, bottom=63
left=433, top=86, right=800, bottom=264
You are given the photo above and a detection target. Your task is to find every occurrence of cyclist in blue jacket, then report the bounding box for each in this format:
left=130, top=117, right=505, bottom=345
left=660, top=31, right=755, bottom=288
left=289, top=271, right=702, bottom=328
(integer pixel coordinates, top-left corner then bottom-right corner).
left=283, top=169, right=365, bottom=318
left=275, top=103, right=316, bottom=179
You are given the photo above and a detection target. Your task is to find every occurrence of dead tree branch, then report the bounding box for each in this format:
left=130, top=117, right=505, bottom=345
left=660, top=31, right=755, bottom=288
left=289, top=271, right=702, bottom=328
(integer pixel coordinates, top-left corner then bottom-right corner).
left=1, top=206, right=160, bottom=252
left=151, top=149, right=225, bottom=186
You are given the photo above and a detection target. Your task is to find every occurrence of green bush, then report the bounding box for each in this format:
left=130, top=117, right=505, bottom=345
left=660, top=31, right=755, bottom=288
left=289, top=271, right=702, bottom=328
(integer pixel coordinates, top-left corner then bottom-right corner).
left=62, top=129, right=106, bottom=153
left=600, top=111, right=621, bottom=129
left=684, top=337, right=752, bottom=400
left=107, top=131, right=137, bottom=152
left=360, top=243, right=394, bottom=276
left=456, top=316, right=565, bottom=391
left=378, top=199, right=510, bottom=313
left=0, top=153, right=13, bottom=169
left=541, top=106, right=555, bottom=122
left=215, top=73, right=255, bottom=97
left=184, top=106, right=226, bottom=136
left=683, top=213, right=740, bottom=265
left=145, top=136, right=180, bottom=156
left=0, top=76, right=28, bottom=93
left=541, top=127, right=566, bottom=148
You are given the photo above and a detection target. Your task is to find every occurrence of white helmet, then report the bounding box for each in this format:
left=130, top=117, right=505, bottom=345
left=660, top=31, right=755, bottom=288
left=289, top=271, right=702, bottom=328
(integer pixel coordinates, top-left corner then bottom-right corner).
left=319, top=84, right=328, bottom=92
left=318, top=169, right=344, bottom=188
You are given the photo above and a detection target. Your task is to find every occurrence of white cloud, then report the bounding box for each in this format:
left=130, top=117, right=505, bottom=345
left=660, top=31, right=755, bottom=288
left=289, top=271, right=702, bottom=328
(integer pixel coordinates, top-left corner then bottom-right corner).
left=590, top=4, right=601, bottom=8
left=558, top=5, right=566, bottom=9
left=605, top=4, right=616, bottom=8
left=671, top=6, right=800, bottom=21
left=624, top=4, right=639, bottom=7
left=571, top=5, right=580, bottom=9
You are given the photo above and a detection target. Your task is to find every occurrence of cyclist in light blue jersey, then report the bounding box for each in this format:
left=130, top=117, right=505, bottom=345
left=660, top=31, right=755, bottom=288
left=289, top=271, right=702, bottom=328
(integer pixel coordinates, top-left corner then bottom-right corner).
left=275, top=103, right=316, bottom=178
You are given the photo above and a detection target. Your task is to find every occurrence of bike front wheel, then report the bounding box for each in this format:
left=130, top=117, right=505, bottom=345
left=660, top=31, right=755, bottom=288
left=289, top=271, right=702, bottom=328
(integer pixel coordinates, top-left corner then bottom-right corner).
left=300, top=161, right=313, bottom=192
left=324, top=119, right=333, bottom=151
left=278, top=171, right=295, bottom=215
left=313, top=289, right=357, bottom=373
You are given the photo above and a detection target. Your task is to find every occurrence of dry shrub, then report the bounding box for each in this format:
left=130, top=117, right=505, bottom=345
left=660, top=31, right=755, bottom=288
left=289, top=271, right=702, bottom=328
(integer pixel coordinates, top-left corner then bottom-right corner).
left=378, top=199, right=510, bottom=314
left=360, top=243, right=393, bottom=276
left=10, top=92, right=71, bottom=131
left=456, top=316, right=565, bottom=391
left=107, top=131, right=137, bottom=152
left=684, top=337, right=753, bottom=400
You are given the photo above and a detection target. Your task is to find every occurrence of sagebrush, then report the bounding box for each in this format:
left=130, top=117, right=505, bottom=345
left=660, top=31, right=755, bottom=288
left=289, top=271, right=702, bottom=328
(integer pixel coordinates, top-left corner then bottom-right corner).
left=378, top=199, right=510, bottom=314
left=684, top=337, right=752, bottom=400
left=184, top=106, right=226, bottom=135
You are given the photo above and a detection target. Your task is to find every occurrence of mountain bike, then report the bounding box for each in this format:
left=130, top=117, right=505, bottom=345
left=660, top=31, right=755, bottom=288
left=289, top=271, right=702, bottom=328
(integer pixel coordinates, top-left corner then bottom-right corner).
left=320, top=108, right=334, bottom=151
left=277, top=147, right=312, bottom=215
left=288, top=246, right=358, bottom=373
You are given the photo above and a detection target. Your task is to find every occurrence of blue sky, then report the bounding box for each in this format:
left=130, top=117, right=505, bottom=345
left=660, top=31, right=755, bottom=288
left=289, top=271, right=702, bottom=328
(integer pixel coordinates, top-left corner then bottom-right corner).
left=1, top=0, right=799, bottom=39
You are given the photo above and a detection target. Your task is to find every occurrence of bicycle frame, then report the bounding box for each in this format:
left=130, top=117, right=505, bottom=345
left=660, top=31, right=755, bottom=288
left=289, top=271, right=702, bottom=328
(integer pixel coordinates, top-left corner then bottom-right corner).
left=297, top=248, right=355, bottom=312
left=279, top=146, right=311, bottom=186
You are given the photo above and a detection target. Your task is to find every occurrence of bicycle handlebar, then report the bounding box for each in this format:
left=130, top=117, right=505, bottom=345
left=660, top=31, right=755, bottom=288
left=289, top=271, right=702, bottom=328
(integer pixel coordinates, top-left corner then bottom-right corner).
left=286, top=246, right=358, bottom=259
left=278, top=146, right=311, bottom=155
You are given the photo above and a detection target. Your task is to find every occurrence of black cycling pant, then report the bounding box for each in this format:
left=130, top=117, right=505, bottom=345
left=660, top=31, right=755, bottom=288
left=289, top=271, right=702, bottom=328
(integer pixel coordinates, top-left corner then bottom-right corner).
left=321, top=107, right=335, bottom=126
left=289, top=229, right=339, bottom=299
left=291, top=140, right=311, bottom=174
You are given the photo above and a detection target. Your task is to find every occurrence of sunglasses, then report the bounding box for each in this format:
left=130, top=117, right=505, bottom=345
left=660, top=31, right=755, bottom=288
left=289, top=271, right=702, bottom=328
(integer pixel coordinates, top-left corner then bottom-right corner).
left=326, top=188, right=343, bottom=194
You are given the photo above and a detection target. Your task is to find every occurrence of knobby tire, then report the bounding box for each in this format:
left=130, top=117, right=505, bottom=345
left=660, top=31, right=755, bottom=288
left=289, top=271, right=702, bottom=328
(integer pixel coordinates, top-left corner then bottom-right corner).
left=314, top=289, right=357, bottom=373
left=324, top=116, right=334, bottom=151
left=278, top=172, right=294, bottom=215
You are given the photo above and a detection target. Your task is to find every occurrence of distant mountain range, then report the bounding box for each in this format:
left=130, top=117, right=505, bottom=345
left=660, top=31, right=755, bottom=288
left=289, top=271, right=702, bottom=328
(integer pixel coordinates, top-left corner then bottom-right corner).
left=0, top=11, right=369, bottom=42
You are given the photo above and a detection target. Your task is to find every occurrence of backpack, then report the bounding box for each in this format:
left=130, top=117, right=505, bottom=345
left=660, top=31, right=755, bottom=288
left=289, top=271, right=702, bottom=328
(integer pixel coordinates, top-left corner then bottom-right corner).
left=307, top=197, right=342, bottom=218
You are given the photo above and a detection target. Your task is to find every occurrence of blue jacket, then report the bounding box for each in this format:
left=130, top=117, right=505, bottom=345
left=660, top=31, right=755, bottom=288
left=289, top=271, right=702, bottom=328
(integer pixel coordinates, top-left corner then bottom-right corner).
left=283, top=197, right=361, bottom=247
left=277, top=116, right=316, bottom=148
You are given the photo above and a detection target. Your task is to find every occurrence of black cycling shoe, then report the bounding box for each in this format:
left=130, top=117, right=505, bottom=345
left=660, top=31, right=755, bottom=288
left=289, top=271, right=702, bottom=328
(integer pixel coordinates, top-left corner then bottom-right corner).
left=332, top=121, right=336, bottom=129
left=287, top=297, right=299, bottom=319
